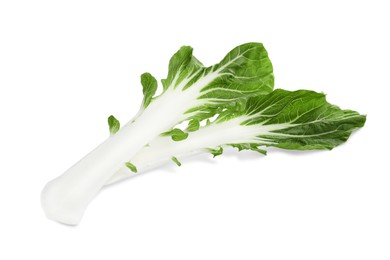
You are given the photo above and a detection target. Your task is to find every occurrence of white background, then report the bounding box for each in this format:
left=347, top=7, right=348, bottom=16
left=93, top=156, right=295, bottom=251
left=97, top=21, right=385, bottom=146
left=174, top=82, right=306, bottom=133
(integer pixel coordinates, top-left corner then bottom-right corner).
left=0, top=0, right=389, bottom=259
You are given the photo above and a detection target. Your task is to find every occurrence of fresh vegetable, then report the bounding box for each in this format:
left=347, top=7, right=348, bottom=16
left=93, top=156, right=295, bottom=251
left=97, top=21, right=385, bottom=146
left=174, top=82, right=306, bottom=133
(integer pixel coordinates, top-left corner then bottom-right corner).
left=41, top=43, right=274, bottom=225
left=106, top=89, right=366, bottom=185
left=41, top=43, right=365, bottom=226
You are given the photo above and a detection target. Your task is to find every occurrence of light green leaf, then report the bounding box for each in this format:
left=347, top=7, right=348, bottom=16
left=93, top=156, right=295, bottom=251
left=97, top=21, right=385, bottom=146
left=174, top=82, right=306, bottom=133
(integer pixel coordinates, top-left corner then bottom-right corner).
left=229, top=144, right=267, bottom=155
left=108, top=115, right=120, bottom=135
left=186, top=119, right=200, bottom=132
left=141, top=73, right=158, bottom=108
left=162, top=128, right=189, bottom=141
left=125, top=162, right=137, bottom=173
left=171, top=156, right=182, bottom=167
left=209, top=146, right=224, bottom=157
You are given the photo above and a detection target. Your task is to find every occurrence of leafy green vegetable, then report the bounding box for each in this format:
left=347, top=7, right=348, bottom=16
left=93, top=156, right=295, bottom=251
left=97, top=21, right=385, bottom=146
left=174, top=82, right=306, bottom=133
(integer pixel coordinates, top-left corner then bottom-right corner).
left=42, top=42, right=365, bottom=226
left=42, top=42, right=274, bottom=225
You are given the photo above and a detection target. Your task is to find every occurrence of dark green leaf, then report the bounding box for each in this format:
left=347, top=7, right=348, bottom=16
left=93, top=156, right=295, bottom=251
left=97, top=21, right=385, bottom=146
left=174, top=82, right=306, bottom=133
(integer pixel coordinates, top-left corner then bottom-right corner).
left=239, top=89, right=366, bottom=150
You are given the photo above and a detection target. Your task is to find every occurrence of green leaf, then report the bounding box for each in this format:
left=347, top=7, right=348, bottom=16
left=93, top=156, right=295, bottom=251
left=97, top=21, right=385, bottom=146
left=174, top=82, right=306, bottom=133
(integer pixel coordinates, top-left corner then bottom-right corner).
left=235, top=89, right=366, bottom=150
left=159, top=43, right=274, bottom=123
left=186, top=119, right=200, bottom=132
left=125, top=162, right=138, bottom=173
left=215, top=98, right=247, bottom=122
left=141, top=73, right=158, bottom=108
left=229, top=144, right=267, bottom=155
left=209, top=146, right=224, bottom=157
left=162, top=46, right=204, bottom=91
left=162, top=128, right=189, bottom=141
left=171, top=156, right=182, bottom=167
left=198, top=42, right=274, bottom=99
left=108, top=115, right=120, bottom=135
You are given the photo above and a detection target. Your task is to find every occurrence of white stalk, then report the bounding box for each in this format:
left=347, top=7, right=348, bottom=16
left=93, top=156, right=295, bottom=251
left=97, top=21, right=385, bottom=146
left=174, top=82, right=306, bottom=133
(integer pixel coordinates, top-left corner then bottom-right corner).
left=41, top=74, right=220, bottom=225
left=106, top=117, right=285, bottom=185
